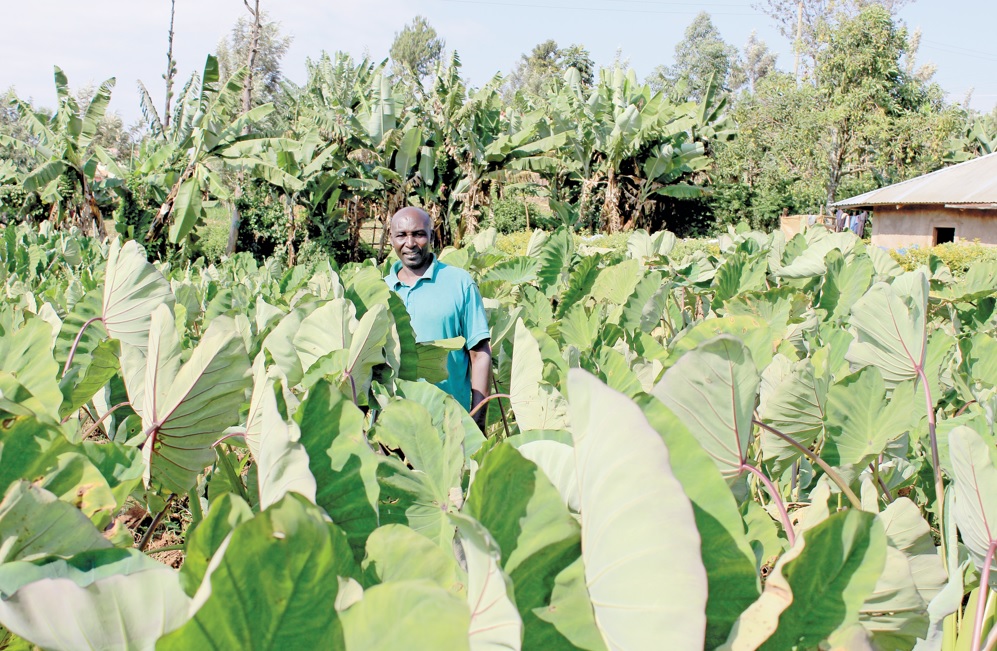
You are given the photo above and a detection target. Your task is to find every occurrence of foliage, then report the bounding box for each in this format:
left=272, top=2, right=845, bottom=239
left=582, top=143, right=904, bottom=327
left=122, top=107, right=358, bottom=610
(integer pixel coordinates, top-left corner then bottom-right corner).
left=215, top=10, right=293, bottom=113
left=708, top=5, right=962, bottom=225
left=647, top=12, right=738, bottom=101
left=1, top=221, right=993, bottom=648
left=506, top=40, right=595, bottom=98
left=389, top=16, right=444, bottom=79
left=890, top=240, right=997, bottom=275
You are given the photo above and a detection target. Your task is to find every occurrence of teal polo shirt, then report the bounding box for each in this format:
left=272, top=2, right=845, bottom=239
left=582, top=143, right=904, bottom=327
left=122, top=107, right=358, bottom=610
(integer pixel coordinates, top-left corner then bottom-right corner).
left=385, top=254, right=490, bottom=410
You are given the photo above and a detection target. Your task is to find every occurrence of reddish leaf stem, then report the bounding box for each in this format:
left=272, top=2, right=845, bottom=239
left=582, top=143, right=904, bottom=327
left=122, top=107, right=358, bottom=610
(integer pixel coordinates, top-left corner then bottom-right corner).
left=742, top=462, right=796, bottom=547
left=137, top=494, right=175, bottom=552
left=492, top=376, right=511, bottom=441
left=752, top=419, right=862, bottom=510
left=917, top=367, right=946, bottom=554
left=468, top=393, right=511, bottom=419
left=80, top=402, right=130, bottom=439
left=62, top=315, right=102, bottom=377
left=972, top=539, right=997, bottom=651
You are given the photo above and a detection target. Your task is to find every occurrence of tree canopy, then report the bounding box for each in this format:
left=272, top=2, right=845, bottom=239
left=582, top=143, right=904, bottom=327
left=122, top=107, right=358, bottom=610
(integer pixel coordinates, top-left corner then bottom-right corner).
left=389, top=16, right=445, bottom=79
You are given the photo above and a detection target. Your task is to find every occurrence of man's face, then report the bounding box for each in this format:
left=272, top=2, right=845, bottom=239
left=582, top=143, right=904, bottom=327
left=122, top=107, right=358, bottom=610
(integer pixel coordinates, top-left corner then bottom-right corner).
left=390, top=211, right=433, bottom=271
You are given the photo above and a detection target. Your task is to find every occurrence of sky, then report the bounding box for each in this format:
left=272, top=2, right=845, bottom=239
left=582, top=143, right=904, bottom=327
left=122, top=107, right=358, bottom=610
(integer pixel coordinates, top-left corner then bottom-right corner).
left=3, top=0, right=997, bottom=126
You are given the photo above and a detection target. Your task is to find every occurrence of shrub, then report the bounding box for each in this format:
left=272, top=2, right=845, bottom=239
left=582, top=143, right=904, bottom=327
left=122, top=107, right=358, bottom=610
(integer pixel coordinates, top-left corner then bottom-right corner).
left=483, top=197, right=558, bottom=234
left=889, top=241, right=997, bottom=276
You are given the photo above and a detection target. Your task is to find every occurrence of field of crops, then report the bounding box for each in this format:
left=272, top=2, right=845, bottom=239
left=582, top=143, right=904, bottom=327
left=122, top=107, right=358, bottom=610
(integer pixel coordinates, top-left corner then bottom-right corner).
left=1, top=222, right=996, bottom=650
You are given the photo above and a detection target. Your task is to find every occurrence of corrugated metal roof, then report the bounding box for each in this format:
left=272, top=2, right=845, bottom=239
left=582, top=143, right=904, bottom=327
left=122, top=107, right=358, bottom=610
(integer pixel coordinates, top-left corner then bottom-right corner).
left=833, top=151, right=997, bottom=208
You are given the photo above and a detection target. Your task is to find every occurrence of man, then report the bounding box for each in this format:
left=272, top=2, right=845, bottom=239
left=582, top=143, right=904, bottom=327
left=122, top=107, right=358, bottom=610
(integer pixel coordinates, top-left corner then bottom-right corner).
left=384, top=206, right=492, bottom=430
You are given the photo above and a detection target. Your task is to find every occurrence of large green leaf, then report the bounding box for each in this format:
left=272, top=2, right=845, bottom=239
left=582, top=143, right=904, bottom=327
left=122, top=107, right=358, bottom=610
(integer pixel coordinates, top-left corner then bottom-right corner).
left=158, top=494, right=357, bottom=650
left=937, top=262, right=997, bottom=303
left=822, top=366, right=912, bottom=468
left=293, top=298, right=357, bottom=374
left=168, top=177, right=203, bottom=244
left=713, top=252, right=768, bottom=304
left=297, top=381, right=380, bottom=558
left=817, top=249, right=873, bottom=323
left=483, top=256, right=539, bottom=285
left=0, top=548, right=190, bottom=651
left=950, top=426, right=997, bottom=587
left=141, top=307, right=251, bottom=493
left=363, top=524, right=465, bottom=593
left=758, top=355, right=827, bottom=473
left=569, top=370, right=707, bottom=650
left=723, top=510, right=886, bottom=650
left=652, top=336, right=759, bottom=479
left=340, top=580, right=471, bottom=651
left=58, top=338, right=119, bottom=420
left=375, top=399, right=463, bottom=549
left=415, top=337, right=465, bottom=384
left=859, top=498, right=946, bottom=649
left=179, top=492, right=254, bottom=597
left=0, top=319, right=62, bottom=424
left=590, top=259, right=642, bottom=306
left=619, top=271, right=669, bottom=334
left=257, top=380, right=316, bottom=510
left=385, top=291, right=419, bottom=381
left=453, top=513, right=524, bottom=650
left=392, top=379, right=485, bottom=463
left=510, top=319, right=568, bottom=431
left=556, top=254, right=602, bottom=318
left=667, top=314, right=780, bottom=372
left=558, top=304, right=602, bottom=351
left=640, top=398, right=761, bottom=648
left=374, top=399, right=462, bottom=478
left=464, top=443, right=582, bottom=648
left=761, top=510, right=886, bottom=650
left=0, top=417, right=73, bottom=500
left=0, top=481, right=110, bottom=564
left=341, top=303, right=390, bottom=401
left=537, top=227, right=574, bottom=295
left=626, top=229, right=675, bottom=260
left=846, top=272, right=928, bottom=386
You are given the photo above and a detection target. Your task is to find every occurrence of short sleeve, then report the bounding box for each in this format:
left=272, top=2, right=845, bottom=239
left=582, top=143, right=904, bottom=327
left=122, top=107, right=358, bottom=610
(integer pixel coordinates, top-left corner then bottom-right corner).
left=462, top=280, right=491, bottom=350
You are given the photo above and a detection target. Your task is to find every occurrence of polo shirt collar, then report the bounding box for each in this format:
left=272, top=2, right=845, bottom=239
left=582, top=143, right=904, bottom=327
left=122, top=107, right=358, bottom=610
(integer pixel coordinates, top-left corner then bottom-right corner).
left=386, top=253, right=440, bottom=289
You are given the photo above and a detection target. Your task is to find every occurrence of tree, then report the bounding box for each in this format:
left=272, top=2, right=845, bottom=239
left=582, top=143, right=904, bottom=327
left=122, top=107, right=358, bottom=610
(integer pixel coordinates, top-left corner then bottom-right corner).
left=754, top=0, right=915, bottom=76
left=708, top=5, right=959, bottom=227
left=215, top=9, right=292, bottom=108
left=647, top=12, right=737, bottom=101
left=389, top=16, right=444, bottom=79
left=730, top=31, right=779, bottom=94
left=506, top=40, right=595, bottom=98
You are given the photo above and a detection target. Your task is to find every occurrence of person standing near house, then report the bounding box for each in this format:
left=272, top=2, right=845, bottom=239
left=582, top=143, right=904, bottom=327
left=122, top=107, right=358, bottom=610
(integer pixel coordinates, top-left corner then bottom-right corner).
left=856, top=210, right=868, bottom=238
left=384, top=206, right=492, bottom=430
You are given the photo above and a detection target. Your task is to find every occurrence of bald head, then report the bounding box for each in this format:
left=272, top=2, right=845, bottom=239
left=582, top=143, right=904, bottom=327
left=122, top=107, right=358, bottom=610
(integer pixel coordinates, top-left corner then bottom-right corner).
left=390, top=206, right=434, bottom=272
left=390, top=206, right=431, bottom=233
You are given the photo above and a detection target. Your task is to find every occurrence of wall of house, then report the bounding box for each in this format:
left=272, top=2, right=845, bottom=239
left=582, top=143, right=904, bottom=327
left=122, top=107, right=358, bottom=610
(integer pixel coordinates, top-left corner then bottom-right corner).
left=871, top=206, right=997, bottom=249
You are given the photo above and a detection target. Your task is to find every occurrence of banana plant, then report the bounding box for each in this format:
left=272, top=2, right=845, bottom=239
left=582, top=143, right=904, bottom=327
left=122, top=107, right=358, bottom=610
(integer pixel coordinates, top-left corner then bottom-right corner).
left=143, top=55, right=298, bottom=246
left=1, top=67, right=115, bottom=238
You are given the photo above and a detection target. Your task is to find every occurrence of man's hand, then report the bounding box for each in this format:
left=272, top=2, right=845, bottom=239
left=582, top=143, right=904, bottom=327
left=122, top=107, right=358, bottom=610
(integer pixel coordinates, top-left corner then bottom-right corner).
left=468, top=339, right=492, bottom=432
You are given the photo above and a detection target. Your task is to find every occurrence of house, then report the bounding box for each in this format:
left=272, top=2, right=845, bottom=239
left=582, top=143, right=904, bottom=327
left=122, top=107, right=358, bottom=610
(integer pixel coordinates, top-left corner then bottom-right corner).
left=833, top=152, right=997, bottom=249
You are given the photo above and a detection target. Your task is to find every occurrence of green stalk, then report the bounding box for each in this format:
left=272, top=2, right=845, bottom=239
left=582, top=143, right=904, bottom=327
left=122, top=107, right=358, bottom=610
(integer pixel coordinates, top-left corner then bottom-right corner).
left=217, top=443, right=250, bottom=504
left=752, top=419, right=862, bottom=510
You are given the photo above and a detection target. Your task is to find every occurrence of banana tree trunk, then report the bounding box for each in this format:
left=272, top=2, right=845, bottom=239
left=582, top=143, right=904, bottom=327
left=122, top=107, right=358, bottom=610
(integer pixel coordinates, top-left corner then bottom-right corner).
left=147, top=164, right=196, bottom=242
left=226, top=178, right=243, bottom=255
left=285, top=194, right=296, bottom=265
left=603, top=168, right=622, bottom=233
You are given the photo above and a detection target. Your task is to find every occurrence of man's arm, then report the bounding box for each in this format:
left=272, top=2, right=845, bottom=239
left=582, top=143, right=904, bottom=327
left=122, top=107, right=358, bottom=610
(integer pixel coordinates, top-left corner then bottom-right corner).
left=468, top=339, right=492, bottom=432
